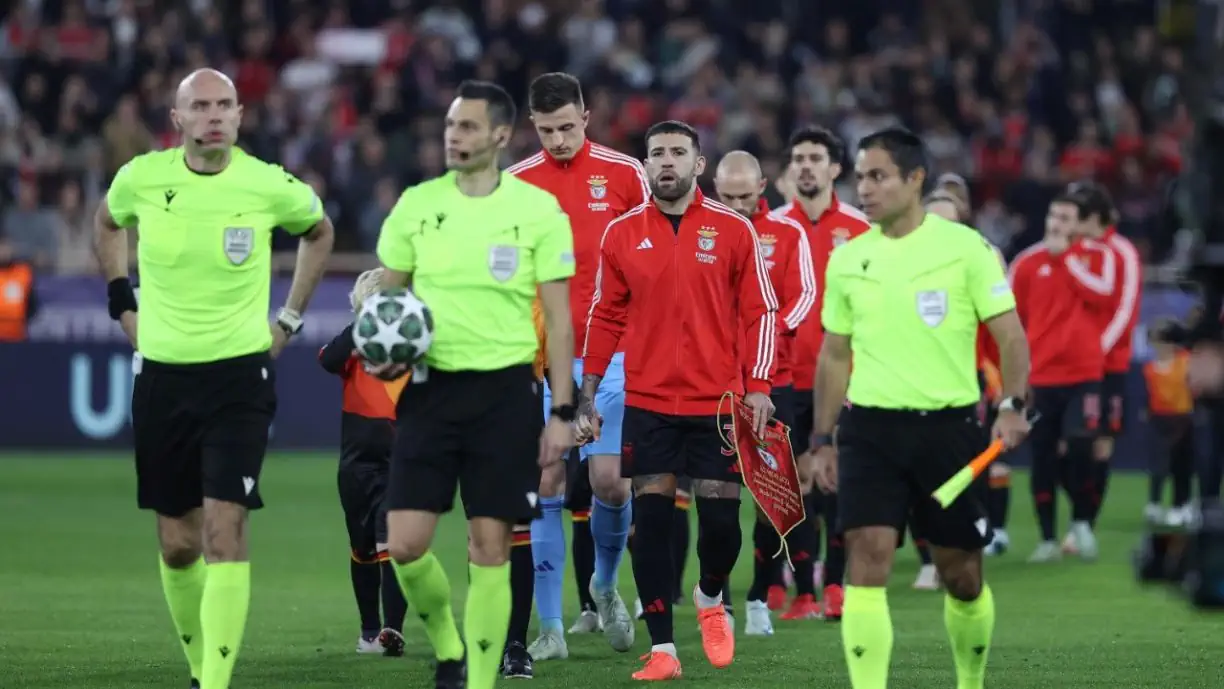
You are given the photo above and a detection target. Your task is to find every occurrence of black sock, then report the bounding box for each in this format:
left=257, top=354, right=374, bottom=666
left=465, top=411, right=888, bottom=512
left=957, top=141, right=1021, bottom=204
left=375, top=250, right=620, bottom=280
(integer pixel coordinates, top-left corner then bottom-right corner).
left=913, top=531, right=933, bottom=565
left=507, top=527, right=534, bottom=646
left=988, top=473, right=1011, bottom=530
left=571, top=510, right=596, bottom=612
left=1067, top=438, right=1096, bottom=523
left=351, top=559, right=381, bottom=635
left=696, top=497, right=742, bottom=599
left=672, top=503, right=691, bottom=601
left=747, top=520, right=781, bottom=602
left=785, top=498, right=820, bottom=596
left=379, top=560, right=407, bottom=631
left=822, top=493, right=845, bottom=587
left=1171, top=439, right=1194, bottom=506
left=1089, top=461, right=1111, bottom=526
left=722, top=580, right=734, bottom=617
left=631, top=493, right=676, bottom=645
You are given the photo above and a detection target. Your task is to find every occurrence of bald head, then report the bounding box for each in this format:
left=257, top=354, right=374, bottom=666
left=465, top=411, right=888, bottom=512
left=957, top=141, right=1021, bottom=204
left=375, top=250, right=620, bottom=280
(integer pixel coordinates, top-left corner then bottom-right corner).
left=176, top=68, right=236, bottom=107
left=172, top=68, right=242, bottom=159
left=714, top=151, right=766, bottom=218
left=715, top=151, right=762, bottom=182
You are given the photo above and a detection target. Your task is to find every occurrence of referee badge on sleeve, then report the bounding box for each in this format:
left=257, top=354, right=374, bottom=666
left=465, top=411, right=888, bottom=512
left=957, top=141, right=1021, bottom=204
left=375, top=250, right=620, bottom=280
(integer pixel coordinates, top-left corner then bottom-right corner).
left=223, top=227, right=255, bottom=265
left=488, top=244, right=519, bottom=282
left=916, top=289, right=948, bottom=327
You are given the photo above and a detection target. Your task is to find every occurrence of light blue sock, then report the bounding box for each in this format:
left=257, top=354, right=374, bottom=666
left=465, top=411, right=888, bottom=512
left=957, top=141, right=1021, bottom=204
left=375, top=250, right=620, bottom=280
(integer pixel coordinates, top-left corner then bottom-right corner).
left=591, top=496, right=632, bottom=593
left=531, top=495, right=566, bottom=634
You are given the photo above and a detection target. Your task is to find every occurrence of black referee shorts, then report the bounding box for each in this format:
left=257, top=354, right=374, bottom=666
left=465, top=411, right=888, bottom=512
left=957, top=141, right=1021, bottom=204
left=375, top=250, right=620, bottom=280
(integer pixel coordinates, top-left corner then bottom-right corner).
left=388, top=364, right=542, bottom=523
left=132, top=352, right=276, bottom=517
left=837, top=404, right=990, bottom=551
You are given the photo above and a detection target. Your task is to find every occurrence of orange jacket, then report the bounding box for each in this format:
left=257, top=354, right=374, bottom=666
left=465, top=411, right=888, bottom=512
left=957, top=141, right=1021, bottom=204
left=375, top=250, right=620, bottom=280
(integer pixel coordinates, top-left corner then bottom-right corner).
left=0, top=263, right=33, bottom=341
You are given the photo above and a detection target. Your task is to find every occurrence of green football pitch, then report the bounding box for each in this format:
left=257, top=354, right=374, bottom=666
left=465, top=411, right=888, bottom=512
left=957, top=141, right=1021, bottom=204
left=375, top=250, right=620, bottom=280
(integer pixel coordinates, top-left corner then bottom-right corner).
left=3, top=454, right=1222, bottom=688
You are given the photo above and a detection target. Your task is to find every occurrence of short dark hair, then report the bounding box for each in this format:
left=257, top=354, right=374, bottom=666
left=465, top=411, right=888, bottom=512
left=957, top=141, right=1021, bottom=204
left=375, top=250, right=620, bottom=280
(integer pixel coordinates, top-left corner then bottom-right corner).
left=456, top=79, right=517, bottom=128
left=787, top=126, right=845, bottom=165
left=645, top=120, right=700, bottom=152
left=1064, top=181, right=1117, bottom=225
left=858, top=127, right=928, bottom=180
left=528, top=72, right=583, bottom=114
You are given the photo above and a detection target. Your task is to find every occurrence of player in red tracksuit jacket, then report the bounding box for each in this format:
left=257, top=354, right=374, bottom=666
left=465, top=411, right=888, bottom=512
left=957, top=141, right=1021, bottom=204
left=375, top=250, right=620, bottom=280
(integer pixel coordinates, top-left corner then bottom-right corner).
left=1062, top=182, right=1143, bottom=538
left=505, top=73, right=649, bottom=666
left=713, top=150, right=819, bottom=634
left=581, top=120, right=777, bottom=680
left=1008, top=193, right=1114, bottom=564
left=774, top=126, right=870, bottom=621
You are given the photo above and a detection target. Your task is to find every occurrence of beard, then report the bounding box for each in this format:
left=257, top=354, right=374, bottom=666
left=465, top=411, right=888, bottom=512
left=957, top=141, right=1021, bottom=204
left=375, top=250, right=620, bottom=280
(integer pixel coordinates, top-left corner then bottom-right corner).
left=796, top=180, right=824, bottom=199
left=649, top=174, right=695, bottom=202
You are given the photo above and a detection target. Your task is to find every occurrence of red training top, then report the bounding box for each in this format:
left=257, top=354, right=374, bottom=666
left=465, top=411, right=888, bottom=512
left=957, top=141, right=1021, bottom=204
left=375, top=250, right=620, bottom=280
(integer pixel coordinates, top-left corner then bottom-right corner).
left=1098, top=227, right=1143, bottom=374
left=508, top=139, right=650, bottom=357
left=1009, top=242, right=1113, bottom=387
left=584, top=188, right=778, bottom=416
left=746, top=198, right=817, bottom=389
left=776, top=195, right=871, bottom=390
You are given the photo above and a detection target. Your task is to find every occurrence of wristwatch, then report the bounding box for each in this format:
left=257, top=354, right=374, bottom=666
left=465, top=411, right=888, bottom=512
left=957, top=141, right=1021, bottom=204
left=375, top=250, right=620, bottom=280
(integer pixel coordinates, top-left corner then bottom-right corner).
left=998, top=396, right=1026, bottom=413
left=275, top=307, right=304, bottom=336
left=809, top=432, right=835, bottom=450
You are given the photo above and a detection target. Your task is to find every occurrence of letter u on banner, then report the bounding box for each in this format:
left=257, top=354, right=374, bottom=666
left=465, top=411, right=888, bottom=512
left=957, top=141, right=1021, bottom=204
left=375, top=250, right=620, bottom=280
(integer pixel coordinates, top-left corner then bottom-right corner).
left=70, top=354, right=130, bottom=439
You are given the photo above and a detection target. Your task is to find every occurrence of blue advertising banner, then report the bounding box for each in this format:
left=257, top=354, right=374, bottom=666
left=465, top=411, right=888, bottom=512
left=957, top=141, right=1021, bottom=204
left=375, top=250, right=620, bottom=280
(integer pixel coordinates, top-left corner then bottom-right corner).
left=1, top=279, right=1211, bottom=466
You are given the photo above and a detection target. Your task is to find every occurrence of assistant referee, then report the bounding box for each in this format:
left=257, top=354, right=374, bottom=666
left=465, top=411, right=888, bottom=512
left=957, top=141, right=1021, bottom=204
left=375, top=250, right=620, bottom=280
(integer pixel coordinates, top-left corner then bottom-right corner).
left=801, top=128, right=1031, bottom=689
left=94, top=69, right=335, bottom=689
left=372, top=80, right=577, bottom=689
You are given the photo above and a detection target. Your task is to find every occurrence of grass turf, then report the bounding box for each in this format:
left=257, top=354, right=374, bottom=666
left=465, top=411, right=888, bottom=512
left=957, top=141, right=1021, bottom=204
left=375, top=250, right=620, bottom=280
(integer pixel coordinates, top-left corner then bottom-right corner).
left=2, top=453, right=1222, bottom=688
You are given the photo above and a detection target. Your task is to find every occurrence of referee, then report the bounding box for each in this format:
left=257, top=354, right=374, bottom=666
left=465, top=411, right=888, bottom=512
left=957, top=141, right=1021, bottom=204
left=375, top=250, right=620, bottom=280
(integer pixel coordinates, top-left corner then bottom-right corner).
left=371, top=80, right=577, bottom=689
left=801, top=128, right=1031, bottom=689
left=94, top=69, right=334, bottom=689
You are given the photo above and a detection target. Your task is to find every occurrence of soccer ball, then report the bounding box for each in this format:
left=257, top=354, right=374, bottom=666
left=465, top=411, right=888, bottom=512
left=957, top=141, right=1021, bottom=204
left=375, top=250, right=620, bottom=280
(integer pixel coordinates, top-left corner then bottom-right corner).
left=352, top=288, right=434, bottom=366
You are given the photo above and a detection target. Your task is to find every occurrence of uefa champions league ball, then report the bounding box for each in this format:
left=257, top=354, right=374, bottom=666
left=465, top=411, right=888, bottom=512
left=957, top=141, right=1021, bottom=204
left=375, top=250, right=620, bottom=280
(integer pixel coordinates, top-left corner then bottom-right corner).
left=353, top=287, right=434, bottom=366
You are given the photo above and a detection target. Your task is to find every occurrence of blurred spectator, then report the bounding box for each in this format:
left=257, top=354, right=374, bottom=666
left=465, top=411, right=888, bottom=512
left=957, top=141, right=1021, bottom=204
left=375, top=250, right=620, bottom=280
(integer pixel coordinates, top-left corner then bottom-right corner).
left=0, top=0, right=1202, bottom=276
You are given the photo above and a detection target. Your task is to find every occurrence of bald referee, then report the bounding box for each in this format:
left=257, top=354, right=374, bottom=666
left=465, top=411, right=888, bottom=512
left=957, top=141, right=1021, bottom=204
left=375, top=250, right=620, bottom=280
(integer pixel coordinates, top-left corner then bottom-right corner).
left=800, top=128, right=1030, bottom=689
left=95, top=69, right=334, bottom=689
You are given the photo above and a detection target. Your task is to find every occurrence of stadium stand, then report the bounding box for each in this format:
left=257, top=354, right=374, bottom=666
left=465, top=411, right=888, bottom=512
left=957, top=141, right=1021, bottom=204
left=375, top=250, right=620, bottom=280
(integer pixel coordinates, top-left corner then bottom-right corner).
left=0, top=0, right=1199, bottom=273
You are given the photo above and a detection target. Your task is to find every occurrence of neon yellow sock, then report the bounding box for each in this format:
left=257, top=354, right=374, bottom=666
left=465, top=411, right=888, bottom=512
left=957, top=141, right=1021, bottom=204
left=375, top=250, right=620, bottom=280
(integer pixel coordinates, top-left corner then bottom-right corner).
left=841, top=586, right=892, bottom=689
left=392, top=552, right=464, bottom=661
left=159, top=556, right=207, bottom=681
left=199, top=562, right=251, bottom=689
left=463, top=563, right=511, bottom=689
left=944, top=584, right=995, bottom=689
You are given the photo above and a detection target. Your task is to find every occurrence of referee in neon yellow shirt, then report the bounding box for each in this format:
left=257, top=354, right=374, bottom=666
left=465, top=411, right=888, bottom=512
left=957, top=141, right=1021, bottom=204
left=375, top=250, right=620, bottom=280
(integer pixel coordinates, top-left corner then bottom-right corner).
left=371, top=80, right=577, bottom=689
left=94, top=69, right=335, bottom=689
left=801, top=128, right=1031, bottom=689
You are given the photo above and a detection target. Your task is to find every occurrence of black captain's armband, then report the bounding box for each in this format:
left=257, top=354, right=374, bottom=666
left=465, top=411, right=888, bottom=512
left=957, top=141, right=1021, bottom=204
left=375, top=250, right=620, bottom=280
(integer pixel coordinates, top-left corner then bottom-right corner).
left=107, top=277, right=139, bottom=320
left=551, top=404, right=577, bottom=422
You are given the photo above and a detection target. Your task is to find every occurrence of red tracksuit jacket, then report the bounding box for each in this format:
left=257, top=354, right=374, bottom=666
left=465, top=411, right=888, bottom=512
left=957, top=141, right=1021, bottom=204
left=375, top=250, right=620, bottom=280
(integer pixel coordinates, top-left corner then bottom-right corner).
left=1098, top=228, right=1142, bottom=374
left=584, top=189, right=779, bottom=416
left=776, top=195, right=871, bottom=390
left=744, top=199, right=817, bottom=389
left=1009, top=242, right=1113, bottom=386
left=507, top=140, right=650, bottom=356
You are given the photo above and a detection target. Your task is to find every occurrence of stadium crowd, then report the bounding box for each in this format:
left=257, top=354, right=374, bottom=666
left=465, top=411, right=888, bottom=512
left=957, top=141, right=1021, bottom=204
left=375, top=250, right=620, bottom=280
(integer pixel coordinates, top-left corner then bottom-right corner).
left=0, top=0, right=1196, bottom=273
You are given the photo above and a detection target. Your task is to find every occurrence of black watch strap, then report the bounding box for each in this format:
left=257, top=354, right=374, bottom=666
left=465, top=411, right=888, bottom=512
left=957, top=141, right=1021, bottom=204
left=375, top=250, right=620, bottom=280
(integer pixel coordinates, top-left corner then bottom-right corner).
left=550, top=404, right=577, bottom=422
left=809, top=432, right=834, bottom=450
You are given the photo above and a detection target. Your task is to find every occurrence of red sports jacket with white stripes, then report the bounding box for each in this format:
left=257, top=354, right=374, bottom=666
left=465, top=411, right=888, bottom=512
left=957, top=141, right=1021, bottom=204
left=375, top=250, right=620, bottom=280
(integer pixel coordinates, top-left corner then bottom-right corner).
left=748, top=199, right=816, bottom=389
left=1098, top=228, right=1142, bottom=374
left=507, top=140, right=649, bottom=356
left=584, top=188, right=779, bottom=416
left=1009, top=241, right=1113, bottom=386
